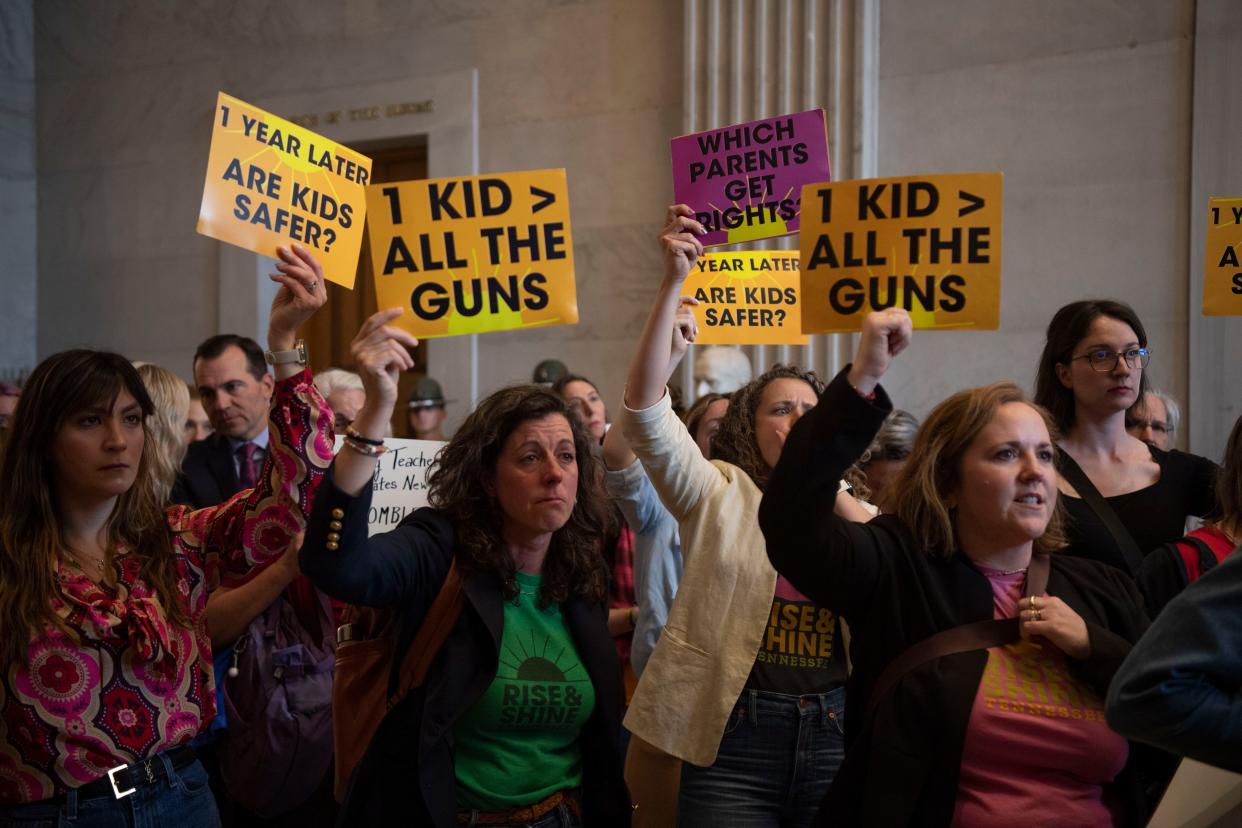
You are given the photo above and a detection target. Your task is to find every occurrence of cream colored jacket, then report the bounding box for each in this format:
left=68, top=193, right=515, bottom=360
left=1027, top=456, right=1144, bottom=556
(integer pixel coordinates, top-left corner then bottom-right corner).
left=618, top=390, right=783, bottom=767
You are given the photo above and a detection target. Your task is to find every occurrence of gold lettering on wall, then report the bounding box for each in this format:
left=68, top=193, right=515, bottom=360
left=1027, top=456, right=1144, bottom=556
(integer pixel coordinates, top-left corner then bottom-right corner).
left=289, top=100, right=434, bottom=129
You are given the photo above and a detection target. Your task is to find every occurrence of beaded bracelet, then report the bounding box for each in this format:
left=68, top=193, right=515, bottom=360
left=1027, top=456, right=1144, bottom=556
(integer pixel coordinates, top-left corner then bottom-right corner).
left=345, top=426, right=384, bottom=447
left=343, top=435, right=387, bottom=457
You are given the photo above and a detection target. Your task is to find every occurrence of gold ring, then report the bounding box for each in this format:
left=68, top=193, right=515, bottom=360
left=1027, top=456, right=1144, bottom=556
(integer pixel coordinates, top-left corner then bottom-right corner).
left=1028, top=595, right=1038, bottom=612
left=1033, top=609, right=1042, bottom=622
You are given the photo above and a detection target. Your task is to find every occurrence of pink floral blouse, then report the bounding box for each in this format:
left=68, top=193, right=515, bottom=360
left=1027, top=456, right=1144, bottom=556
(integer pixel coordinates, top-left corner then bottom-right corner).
left=0, top=369, right=334, bottom=802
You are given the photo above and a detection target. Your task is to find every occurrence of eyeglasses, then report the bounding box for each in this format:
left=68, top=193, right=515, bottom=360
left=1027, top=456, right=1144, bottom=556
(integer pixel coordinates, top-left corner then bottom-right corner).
left=1069, top=347, right=1151, bottom=372
left=1126, top=417, right=1171, bottom=435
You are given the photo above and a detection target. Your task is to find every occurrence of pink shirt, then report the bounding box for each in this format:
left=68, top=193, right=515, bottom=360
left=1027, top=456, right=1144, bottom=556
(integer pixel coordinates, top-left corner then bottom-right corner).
left=951, top=565, right=1128, bottom=827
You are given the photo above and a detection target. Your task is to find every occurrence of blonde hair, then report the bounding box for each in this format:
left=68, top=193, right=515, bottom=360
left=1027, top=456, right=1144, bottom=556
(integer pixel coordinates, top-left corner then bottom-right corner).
left=135, top=363, right=191, bottom=505
left=887, top=382, right=1066, bottom=559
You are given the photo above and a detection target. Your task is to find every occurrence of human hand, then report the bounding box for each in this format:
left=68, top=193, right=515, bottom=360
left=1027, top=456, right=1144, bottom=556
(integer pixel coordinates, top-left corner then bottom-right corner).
left=1019, top=593, right=1091, bottom=660
left=350, top=308, right=419, bottom=413
left=268, top=244, right=328, bottom=349
left=659, top=205, right=706, bottom=284
left=669, top=296, right=700, bottom=373
left=278, top=532, right=305, bottom=578
left=847, top=308, right=912, bottom=395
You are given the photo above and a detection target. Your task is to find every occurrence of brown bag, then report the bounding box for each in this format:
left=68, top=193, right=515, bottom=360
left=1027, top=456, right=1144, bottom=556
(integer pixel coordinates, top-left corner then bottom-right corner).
left=331, top=560, right=465, bottom=801
left=864, top=553, right=1050, bottom=720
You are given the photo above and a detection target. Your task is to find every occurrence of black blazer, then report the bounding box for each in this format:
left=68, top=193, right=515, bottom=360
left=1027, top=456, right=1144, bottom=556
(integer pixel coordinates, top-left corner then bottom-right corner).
left=758, top=368, right=1166, bottom=827
left=172, top=432, right=242, bottom=508
left=301, top=469, right=630, bottom=827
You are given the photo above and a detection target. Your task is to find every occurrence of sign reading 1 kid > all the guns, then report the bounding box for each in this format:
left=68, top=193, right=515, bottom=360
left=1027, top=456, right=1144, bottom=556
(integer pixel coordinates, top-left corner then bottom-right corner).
left=197, top=92, right=372, bottom=288
left=799, top=173, right=1003, bottom=333
left=671, top=109, right=830, bottom=247
left=682, top=251, right=808, bottom=345
left=1203, top=197, right=1242, bottom=316
left=365, top=170, right=578, bottom=338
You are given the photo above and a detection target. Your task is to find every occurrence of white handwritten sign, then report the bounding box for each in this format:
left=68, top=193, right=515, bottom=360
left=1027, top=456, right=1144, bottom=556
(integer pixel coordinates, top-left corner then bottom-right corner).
left=334, top=437, right=445, bottom=535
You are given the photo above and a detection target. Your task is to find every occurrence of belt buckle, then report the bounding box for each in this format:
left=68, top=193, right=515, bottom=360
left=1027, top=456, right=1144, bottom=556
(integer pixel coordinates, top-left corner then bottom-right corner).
left=107, top=764, right=136, bottom=799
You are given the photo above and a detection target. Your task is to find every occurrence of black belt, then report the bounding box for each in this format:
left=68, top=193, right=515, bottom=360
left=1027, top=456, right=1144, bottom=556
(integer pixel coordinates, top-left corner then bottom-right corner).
left=65, top=745, right=197, bottom=802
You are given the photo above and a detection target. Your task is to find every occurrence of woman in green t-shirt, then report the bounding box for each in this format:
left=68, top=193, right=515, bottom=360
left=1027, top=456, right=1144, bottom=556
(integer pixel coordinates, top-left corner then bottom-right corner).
left=301, top=309, right=630, bottom=827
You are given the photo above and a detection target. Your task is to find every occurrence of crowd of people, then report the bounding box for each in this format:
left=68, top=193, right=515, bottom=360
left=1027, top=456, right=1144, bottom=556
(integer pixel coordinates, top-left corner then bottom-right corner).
left=0, top=212, right=1239, bottom=828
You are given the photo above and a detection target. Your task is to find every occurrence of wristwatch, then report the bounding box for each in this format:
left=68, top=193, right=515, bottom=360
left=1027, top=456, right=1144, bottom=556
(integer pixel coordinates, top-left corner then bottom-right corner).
left=265, top=339, right=308, bottom=366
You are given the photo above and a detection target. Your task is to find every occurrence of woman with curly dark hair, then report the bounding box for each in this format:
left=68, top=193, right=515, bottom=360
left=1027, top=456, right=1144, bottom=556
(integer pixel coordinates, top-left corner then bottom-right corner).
left=300, top=309, right=628, bottom=827
left=620, top=206, right=873, bottom=827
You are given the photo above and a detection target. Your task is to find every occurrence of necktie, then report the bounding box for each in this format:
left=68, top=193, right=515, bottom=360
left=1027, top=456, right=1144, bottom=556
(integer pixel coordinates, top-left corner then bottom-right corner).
left=237, top=442, right=262, bottom=489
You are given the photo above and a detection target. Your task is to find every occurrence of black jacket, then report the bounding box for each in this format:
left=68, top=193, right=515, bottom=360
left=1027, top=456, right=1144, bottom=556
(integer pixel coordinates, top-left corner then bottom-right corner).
left=758, top=368, right=1165, bottom=827
left=172, top=432, right=243, bottom=508
left=301, top=468, right=630, bottom=827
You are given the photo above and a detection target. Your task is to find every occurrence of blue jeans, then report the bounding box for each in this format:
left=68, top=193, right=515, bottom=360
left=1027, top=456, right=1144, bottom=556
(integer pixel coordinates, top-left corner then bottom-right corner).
left=678, top=688, right=846, bottom=827
left=0, top=757, right=220, bottom=828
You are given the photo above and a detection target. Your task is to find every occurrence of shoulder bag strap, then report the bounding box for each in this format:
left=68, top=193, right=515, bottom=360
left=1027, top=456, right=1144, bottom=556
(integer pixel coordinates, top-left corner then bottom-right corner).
left=389, top=559, right=466, bottom=707
left=1185, top=536, right=1220, bottom=579
left=1057, top=448, right=1145, bottom=576
left=863, top=553, right=1052, bottom=721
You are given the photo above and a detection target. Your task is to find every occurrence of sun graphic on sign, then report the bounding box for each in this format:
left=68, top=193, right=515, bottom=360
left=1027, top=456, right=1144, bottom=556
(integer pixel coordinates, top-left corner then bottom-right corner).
left=221, top=113, right=343, bottom=205
left=707, top=179, right=803, bottom=244
left=498, top=632, right=589, bottom=683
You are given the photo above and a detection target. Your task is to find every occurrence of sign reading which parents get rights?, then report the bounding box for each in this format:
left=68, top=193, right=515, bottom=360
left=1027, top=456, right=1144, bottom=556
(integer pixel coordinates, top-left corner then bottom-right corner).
left=1203, top=197, right=1242, bottom=316
left=671, top=109, right=831, bottom=247
left=799, top=173, right=1003, bottom=334
left=365, top=169, right=578, bottom=338
left=197, top=92, right=372, bottom=288
left=682, top=252, right=808, bottom=345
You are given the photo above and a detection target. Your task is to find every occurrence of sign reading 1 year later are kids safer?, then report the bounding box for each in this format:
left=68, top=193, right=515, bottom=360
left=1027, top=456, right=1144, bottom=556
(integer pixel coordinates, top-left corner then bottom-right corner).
left=799, top=173, right=1003, bottom=334
left=197, top=92, right=372, bottom=288
left=1203, top=197, right=1242, bottom=315
left=671, top=109, right=830, bottom=247
left=365, top=170, right=578, bottom=338
left=683, top=252, right=808, bottom=345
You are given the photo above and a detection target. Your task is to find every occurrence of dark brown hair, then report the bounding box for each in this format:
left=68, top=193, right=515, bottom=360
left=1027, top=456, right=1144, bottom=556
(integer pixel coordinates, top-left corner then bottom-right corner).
left=712, top=365, right=867, bottom=493
left=1034, top=300, right=1150, bottom=432
left=684, top=392, right=730, bottom=451
left=887, top=381, right=1067, bottom=559
left=427, top=385, right=609, bottom=606
left=193, top=334, right=267, bottom=381
left=0, top=350, right=187, bottom=666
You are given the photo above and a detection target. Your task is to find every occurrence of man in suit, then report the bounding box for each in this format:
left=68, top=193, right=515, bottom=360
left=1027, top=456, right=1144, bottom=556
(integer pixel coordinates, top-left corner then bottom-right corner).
left=173, top=334, right=274, bottom=507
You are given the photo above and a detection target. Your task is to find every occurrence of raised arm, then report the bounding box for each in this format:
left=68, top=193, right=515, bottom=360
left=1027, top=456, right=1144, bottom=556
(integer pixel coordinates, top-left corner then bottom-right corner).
left=298, top=307, right=451, bottom=609
left=624, top=205, right=704, bottom=411
left=178, top=244, right=332, bottom=583
left=618, top=208, right=726, bottom=523
left=1106, top=547, right=1242, bottom=772
left=758, top=309, right=911, bottom=615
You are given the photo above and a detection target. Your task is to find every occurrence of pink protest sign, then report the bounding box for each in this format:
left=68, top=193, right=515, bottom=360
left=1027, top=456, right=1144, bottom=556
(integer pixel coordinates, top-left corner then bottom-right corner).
left=671, top=109, right=830, bottom=247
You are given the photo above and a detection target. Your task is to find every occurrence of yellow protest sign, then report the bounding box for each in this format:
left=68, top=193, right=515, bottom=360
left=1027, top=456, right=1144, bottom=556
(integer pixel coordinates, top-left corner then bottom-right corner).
left=683, top=252, right=808, bottom=345
left=365, top=169, right=577, bottom=338
left=197, top=92, right=372, bottom=288
left=1203, top=197, right=1242, bottom=316
left=799, top=173, right=1003, bottom=333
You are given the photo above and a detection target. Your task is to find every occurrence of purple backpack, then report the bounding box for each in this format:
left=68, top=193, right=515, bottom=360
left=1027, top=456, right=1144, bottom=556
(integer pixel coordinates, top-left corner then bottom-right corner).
left=220, top=587, right=336, bottom=816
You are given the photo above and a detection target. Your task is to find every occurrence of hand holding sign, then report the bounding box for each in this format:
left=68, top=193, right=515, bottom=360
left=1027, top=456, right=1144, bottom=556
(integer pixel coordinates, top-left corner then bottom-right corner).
left=847, top=308, right=913, bottom=396
left=660, top=204, right=707, bottom=285
left=351, top=308, right=419, bottom=410
left=268, top=244, right=328, bottom=350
